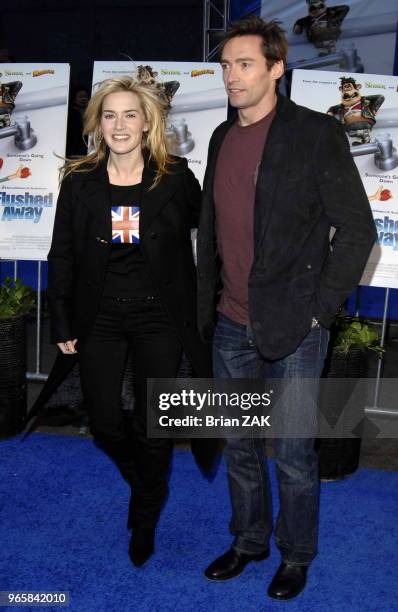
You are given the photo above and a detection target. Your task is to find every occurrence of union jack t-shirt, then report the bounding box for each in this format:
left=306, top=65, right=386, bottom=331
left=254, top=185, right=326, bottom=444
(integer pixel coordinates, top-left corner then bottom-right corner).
left=111, top=205, right=140, bottom=244
left=102, top=183, right=156, bottom=297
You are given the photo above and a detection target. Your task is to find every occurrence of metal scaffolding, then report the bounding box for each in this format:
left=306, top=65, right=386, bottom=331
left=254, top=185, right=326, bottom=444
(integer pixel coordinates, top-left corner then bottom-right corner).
left=202, top=0, right=230, bottom=61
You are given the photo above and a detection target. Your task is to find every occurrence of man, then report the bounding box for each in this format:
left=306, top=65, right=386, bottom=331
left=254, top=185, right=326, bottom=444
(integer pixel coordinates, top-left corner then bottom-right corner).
left=197, top=16, right=376, bottom=601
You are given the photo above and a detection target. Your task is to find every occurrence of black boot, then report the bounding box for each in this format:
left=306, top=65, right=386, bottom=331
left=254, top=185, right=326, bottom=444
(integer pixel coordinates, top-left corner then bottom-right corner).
left=129, top=527, right=155, bottom=567
left=127, top=493, right=134, bottom=530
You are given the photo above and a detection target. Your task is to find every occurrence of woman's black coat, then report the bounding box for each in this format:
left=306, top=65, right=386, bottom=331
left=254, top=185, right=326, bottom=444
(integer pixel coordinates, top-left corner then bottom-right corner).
left=27, top=156, right=217, bottom=471
left=47, top=155, right=211, bottom=377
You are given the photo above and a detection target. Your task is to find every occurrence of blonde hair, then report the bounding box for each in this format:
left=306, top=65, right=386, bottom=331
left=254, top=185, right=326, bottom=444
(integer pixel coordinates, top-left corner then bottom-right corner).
left=62, top=76, right=173, bottom=187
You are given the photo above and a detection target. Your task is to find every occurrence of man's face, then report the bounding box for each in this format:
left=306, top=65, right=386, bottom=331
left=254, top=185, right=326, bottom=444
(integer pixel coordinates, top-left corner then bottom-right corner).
left=220, top=35, right=283, bottom=116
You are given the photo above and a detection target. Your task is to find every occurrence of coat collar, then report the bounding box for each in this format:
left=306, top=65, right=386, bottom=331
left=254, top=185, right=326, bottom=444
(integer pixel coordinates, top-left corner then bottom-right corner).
left=74, top=153, right=179, bottom=240
left=253, top=98, right=293, bottom=248
left=207, top=93, right=296, bottom=171
left=205, top=94, right=296, bottom=249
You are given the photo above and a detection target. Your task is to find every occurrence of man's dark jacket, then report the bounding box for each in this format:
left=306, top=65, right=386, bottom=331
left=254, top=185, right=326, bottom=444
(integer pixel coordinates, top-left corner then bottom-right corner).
left=196, top=94, right=377, bottom=361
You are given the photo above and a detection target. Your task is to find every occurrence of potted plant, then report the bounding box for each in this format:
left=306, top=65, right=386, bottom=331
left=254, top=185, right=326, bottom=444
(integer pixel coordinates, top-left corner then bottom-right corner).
left=333, top=316, right=384, bottom=358
left=317, top=316, right=383, bottom=480
left=0, top=276, right=35, bottom=438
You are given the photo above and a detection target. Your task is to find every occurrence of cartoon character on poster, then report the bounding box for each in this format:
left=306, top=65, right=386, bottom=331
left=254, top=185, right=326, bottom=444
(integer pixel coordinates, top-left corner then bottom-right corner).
left=136, top=65, right=180, bottom=110
left=132, top=65, right=194, bottom=155
left=0, top=80, right=22, bottom=128
left=293, top=1, right=350, bottom=55
left=327, top=76, right=385, bottom=145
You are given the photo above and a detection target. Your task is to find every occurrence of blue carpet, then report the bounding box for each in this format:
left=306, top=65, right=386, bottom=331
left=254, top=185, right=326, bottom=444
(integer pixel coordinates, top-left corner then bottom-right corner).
left=0, top=434, right=397, bottom=612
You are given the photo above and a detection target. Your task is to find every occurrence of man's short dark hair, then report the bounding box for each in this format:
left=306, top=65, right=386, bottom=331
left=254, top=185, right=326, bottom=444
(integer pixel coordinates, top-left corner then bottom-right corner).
left=219, top=15, right=288, bottom=71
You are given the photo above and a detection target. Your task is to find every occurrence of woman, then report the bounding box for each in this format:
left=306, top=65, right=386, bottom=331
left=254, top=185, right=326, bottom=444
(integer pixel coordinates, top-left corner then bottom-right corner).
left=47, top=76, right=212, bottom=567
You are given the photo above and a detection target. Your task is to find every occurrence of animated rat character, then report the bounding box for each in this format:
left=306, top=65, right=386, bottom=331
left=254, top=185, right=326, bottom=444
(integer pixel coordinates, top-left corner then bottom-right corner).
left=0, top=80, right=22, bottom=128
left=327, top=77, right=385, bottom=145
left=293, top=1, right=349, bottom=55
left=137, top=65, right=179, bottom=110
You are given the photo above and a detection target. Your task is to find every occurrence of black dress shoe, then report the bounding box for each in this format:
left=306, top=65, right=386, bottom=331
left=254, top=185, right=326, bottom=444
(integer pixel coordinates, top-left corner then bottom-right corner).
left=267, top=562, right=308, bottom=600
left=204, top=547, right=269, bottom=581
left=128, top=528, right=155, bottom=567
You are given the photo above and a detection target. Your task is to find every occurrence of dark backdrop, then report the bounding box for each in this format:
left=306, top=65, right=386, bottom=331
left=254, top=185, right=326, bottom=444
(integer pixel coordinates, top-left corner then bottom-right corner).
left=0, top=0, right=203, bottom=87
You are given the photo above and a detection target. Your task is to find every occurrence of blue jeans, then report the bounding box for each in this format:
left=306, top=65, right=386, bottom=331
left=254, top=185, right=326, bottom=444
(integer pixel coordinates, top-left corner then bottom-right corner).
left=213, top=313, right=329, bottom=565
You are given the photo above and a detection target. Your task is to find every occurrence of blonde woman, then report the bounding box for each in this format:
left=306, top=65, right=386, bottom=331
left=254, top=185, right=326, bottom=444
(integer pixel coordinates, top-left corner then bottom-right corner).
left=47, top=76, right=212, bottom=567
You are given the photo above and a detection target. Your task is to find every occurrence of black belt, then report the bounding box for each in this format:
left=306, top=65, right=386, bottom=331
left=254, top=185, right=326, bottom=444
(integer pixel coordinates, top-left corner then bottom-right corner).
left=104, top=295, right=159, bottom=303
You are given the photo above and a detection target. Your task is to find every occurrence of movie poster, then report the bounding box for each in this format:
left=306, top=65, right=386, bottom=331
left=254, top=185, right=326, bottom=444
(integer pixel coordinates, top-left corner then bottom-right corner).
left=261, top=0, right=398, bottom=76
left=291, top=68, right=398, bottom=289
left=0, top=64, right=69, bottom=261
left=92, top=61, right=228, bottom=185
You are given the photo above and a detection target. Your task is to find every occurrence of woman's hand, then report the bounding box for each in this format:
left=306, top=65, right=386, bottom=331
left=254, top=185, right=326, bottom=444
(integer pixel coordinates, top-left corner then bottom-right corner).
left=57, top=339, right=78, bottom=354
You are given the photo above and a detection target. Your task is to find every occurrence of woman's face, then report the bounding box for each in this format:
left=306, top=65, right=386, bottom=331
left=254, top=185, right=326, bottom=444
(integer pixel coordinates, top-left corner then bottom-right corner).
left=100, top=91, right=148, bottom=156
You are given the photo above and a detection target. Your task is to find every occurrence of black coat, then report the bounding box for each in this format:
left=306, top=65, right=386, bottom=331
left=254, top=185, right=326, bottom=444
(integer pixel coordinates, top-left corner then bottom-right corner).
left=27, top=156, right=218, bottom=472
left=47, top=155, right=211, bottom=377
left=197, top=94, right=377, bottom=361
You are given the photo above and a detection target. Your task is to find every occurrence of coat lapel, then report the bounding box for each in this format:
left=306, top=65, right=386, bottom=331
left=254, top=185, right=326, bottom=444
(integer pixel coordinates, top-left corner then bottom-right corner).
left=204, top=97, right=297, bottom=252
left=75, top=160, right=112, bottom=242
left=253, top=95, right=297, bottom=250
left=139, top=158, right=179, bottom=236
left=203, top=117, right=235, bottom=203
left=73, top=156, right=179, bottom=241
left=199, top=117, right=235, bottom=244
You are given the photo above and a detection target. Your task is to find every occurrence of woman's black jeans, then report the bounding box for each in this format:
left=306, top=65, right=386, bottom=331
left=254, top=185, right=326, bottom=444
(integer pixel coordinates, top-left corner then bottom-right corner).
left=78, top=295, right=182, bottom=530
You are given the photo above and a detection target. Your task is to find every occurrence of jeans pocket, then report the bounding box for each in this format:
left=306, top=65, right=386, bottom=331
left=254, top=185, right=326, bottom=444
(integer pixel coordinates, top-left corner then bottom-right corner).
left=214, top=313, right=247, bottom=350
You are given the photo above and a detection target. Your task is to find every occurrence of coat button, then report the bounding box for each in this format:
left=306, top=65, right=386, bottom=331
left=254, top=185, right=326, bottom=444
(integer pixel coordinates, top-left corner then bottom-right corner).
left=150, top=232, right=158, bottom=239
left=183, top=320, right=191, bottom=328
left=253, top=321, right=261, bottom=330
left=307, top=264, right=312, bottom=269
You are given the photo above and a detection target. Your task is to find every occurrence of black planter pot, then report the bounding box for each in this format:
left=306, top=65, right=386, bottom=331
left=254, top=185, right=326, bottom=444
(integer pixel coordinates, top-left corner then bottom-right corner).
left=0, top=315, right=27, bottom=439
left=317, top=346, right=368, bottom=480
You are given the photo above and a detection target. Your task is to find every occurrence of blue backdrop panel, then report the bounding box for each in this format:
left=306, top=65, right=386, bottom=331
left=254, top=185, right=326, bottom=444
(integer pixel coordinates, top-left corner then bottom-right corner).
left=0, top=260, right=48, bottom=291
left=229, top=0, right=260, bottom=20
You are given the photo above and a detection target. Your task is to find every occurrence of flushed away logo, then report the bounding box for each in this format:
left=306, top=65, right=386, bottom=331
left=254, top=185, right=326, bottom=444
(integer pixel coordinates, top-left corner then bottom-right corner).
left=0, top=157, right=52, bottom=223
left=374, top=216, right=398, bottom=250
left=0, top=191, right=53, bottom=223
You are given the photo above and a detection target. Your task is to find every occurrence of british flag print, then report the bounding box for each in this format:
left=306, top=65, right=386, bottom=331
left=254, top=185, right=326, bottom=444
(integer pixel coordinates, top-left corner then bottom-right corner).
left=111, top=206, right=140, bottom=244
